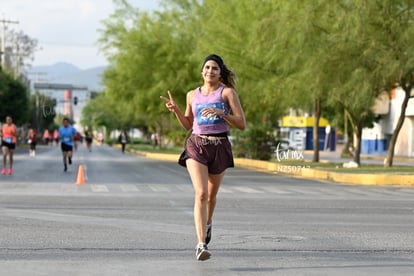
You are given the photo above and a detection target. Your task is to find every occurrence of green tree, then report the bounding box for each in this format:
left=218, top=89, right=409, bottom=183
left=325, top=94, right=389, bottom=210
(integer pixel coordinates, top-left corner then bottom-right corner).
left=96, top=0, right=414, bottom=164
left=0, top=69, right=30, bottom=125
left=366, top=0, right=414, bottom=167
left=98, top=0, right=201, bottom=139
left=192, top=0, right=289, bottom=124
left=328, top=0, right=414, bottom=166
left=81, top=92, right=120, bottom=136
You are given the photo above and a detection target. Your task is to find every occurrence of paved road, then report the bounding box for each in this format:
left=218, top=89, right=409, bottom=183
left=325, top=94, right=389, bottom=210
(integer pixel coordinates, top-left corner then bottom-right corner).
left=0, top=144, right=413, bottom=275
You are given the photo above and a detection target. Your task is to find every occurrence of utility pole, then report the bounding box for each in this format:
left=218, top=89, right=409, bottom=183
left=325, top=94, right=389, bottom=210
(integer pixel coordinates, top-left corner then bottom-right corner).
left=0, top=18, right=19, bottom=68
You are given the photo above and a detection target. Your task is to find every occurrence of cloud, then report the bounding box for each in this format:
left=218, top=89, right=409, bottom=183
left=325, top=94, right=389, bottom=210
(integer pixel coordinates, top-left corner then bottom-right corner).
left=78, top=1, right=96, bottom=21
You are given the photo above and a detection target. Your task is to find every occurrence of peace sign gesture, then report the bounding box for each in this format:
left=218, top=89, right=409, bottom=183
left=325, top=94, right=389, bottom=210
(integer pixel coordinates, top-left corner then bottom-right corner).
left=160, top=90, right=177, bottom=113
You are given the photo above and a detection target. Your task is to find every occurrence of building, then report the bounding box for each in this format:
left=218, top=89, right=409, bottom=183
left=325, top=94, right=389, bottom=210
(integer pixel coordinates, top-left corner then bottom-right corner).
left=361, top=87, right=414, bottom=157
left=280, top=116, right=336, bottom=151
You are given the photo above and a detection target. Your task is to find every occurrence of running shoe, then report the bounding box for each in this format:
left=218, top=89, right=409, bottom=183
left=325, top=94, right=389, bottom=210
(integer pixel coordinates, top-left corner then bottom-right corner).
left=68, top=157, right=72, bottom=165
left=1, top=168, right=6, bottom=175
left=8, top=168, right=12, bottom=175
left=206, top=223, right=212, bottom=245
left=195, top=243, right=211, bottom=261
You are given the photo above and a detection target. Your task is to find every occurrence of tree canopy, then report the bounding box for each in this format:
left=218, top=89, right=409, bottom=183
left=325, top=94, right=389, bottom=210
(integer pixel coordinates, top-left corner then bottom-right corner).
left=0, top=69, right=30, bottom=125
left=87, top=0, right=414, bottom=165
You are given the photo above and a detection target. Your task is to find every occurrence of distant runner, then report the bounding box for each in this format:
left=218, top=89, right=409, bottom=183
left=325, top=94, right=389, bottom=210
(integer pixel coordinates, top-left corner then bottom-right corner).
left=27, top=127, right=37, bottom=157
left=58, top=118, right=76, bottom=172
left=1, top=116, right=17, bottom=175
left=84, top=129, right=93, bottom=152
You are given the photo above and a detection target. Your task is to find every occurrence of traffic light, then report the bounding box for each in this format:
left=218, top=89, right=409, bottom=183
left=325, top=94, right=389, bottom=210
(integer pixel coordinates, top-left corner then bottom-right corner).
left=74, top=96, right=78, bottom=105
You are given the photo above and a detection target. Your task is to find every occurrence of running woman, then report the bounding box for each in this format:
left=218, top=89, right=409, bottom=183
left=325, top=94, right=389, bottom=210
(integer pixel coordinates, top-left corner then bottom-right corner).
left=1, top=116, right=17, bottom=175
left=161, top=54, right=246, bottom=261
left=58, top=118, right=77, bottom=172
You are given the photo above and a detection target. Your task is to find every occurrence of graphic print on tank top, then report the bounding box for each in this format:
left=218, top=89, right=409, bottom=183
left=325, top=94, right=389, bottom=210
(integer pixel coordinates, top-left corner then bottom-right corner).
left=196, top=102, right=226, bottom=125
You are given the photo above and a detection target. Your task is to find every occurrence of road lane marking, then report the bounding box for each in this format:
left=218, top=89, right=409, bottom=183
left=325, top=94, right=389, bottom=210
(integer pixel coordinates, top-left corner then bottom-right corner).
left=120, top=184, right=140, bottom=192
left=90, top=184, right=109, bottom=193
left=219, top=187, right=234, bottom=193
left=175, top=184, right=193, bottom=192
left=260, top=187, right=293, bottom=194
left=147, top=185, right=170, bottom=192
left=232, top=187, right=264, bottom=193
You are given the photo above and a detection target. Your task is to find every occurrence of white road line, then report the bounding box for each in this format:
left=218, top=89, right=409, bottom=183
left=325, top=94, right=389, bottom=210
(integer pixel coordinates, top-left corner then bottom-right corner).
left=232, top=187, right=264, bottom=193
left=219, top=187, right=234, bottom=193
left=147, top=185, right=170, bottom=192
left=260, top=186, right=293, bottom=194
left=175, top=184, right=193, bottom=192
left=90, top=184, right=109, bottom=193
left=120, top=184, right=140, bottom=192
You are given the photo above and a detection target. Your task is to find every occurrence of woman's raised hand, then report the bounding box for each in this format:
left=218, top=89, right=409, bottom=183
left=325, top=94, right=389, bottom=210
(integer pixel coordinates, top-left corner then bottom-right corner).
left=160, top=90, right=177, bottom=113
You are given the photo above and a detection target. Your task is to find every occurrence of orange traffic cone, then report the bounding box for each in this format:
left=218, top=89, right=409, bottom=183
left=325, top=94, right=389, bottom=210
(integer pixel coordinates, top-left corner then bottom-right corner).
left=76, top=164, right=85, bottom=185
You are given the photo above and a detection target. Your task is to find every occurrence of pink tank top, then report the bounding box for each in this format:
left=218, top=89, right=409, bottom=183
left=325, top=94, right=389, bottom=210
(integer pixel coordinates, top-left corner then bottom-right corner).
left=192, top=85, right=229, bottom=135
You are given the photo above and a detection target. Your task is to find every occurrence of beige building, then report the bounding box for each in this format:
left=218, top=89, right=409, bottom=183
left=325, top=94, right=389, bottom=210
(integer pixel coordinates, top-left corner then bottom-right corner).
left=363, top=87, right=414, bottom=157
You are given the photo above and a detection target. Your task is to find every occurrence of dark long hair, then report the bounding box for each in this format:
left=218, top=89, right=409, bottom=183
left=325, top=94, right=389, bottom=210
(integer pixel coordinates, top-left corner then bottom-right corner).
left=202, top=54, right=236, bottom=88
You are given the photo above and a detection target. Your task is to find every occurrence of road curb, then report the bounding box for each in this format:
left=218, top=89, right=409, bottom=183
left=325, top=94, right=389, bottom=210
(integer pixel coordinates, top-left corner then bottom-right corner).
left=233, top=158, right=413, bottom=187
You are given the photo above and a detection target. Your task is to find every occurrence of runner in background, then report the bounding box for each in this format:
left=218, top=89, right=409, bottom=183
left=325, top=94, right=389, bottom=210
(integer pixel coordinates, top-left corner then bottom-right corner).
left=84, top=129, right=93, bottom=152
left=118, top=130, right=129, bottom=153
left=1, top=116, right=17, bottom=175
left=43, top=129, right=50, bottom=145
left=74, top=132, right=83, bottom=151
left=27, top=127, right=37, bottom=157
left=58, top=118, right=76, bottom=172
left=53, top=129, right=59, bottom=146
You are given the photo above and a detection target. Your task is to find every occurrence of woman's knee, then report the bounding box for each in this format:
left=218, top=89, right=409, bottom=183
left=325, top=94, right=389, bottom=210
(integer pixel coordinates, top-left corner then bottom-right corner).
left=195, top=190, right=208, bottom=203
left=208, top=194, right=217, bottom=204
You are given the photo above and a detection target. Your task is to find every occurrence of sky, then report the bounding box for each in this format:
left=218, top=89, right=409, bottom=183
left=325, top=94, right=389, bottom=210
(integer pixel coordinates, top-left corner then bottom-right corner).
left=0, top=0, right=161, bottom=70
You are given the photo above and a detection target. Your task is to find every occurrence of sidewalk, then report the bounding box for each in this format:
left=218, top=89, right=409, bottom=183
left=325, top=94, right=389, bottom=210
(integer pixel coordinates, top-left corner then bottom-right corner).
left=304, top=144, right=414, bottom=165
left=128, top=146, right=414, bottom=187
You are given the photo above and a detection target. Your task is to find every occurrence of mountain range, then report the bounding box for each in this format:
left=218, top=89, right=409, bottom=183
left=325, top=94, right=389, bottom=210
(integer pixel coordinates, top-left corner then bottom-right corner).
left=29, top=62, right=107, bottom=91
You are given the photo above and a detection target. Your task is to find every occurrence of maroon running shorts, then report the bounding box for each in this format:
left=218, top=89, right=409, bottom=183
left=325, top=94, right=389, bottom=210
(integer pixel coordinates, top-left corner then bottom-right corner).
left=181, top=134, right=234, bottom=174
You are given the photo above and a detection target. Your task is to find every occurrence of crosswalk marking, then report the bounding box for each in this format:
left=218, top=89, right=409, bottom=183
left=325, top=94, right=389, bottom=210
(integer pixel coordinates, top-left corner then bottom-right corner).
left=90, top=184, right=109, bottom=193
left=147, top=185, right=170, bottom=192
left=219, top=187, right=234, bottom=193
left=175, top=185, right=193, bottom=192
left=3, top=181, right=411, bottom=197
left=232, top=187, right=264, bottom=193
left=260, top=186, right=293, bottom=194
left=120, top=184, right=139, bottom=192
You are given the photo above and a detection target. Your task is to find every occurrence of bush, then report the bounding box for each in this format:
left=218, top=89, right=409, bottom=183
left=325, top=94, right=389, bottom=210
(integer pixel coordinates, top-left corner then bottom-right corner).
left=165, top=130, right=188, bottom=147
left=231, top=125, right=278, bottom=161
